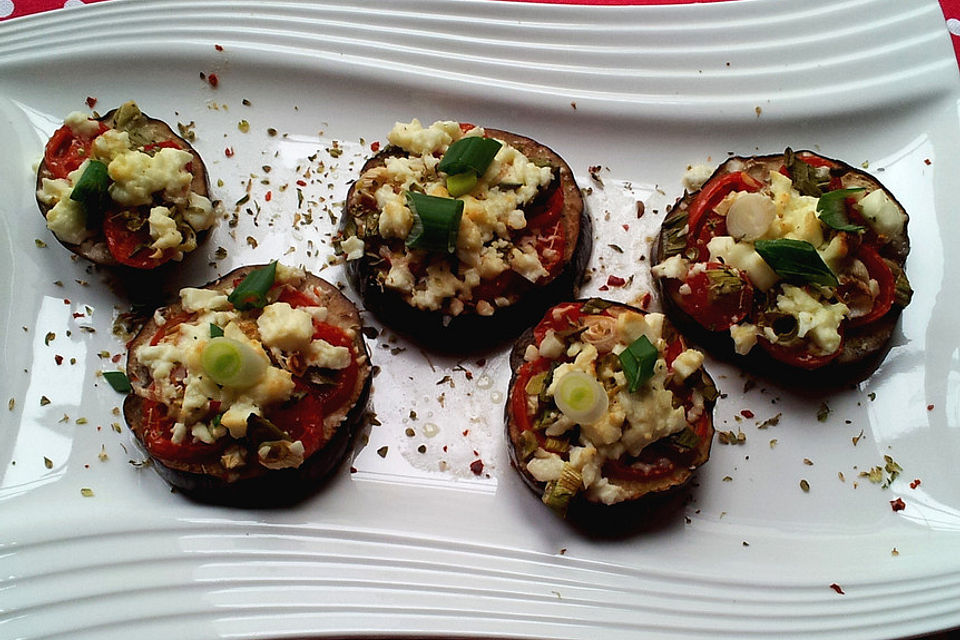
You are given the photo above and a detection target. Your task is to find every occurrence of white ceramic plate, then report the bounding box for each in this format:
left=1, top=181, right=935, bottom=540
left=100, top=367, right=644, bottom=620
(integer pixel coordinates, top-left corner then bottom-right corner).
left=2, top=1, right=959, bottom=638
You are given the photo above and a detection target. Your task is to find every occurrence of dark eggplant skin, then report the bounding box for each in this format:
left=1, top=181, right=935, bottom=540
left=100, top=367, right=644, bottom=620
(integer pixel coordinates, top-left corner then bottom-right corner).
left=652, top=150, right=912, bottom=387
left=340, top=126, right=592, bottom=352
left=123, top=265, right=372, bottom=506
left=36, top=102, right=212, bottom=269
left=504, top=299, right=717, bottom=513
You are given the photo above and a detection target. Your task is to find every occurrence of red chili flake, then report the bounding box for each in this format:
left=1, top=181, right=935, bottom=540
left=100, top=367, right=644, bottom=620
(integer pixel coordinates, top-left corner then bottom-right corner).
left=890, top=498, right=906, bottom=512
left=910, top=479, right=921, bottom=489
left=224, top=147, right=234, bottom=158
left=740, top=409, right=755, bottom=419
left=72, top=312, right=85, bottom=319
left=296, top=179, right=307, bottom=187
left=443, top=445, right=448, bottom=452
left=85, top=96, right=97, bottom=108
left=265, top=191, right=272, bottom=202
left=927, top=404, right=934, bottom=411
left=208, top=73, right=219, bottom=88
left=84, top=464, right=90, bottom=469
left=598, top=285, right=609, bottom=292
left=349, top=466, right=357, bottom=473
left=54, top=355, right=64, bottom=365
left=622, top=224, right=630, bottom=231
left=214, top=44, right=224, bottom=51
left=63, top=299, right=71, bottom=304
left=464, top=370, right=473, bottom=380
left=606, top=275, right=627, bottom=287
left=829, top=583, right=845, bottom=595
left=475, top=358, right=486, bottom=367
left=111, top=354, right=122, bottom=363
left=469, top=459, right=484, bottom=475
left=462, top=429, right=469, bottom=436
left=924, top=158, right=931, bottom=165
left=638, top=292, right=652, bottom=309
left=371, top=141, right=381, bottom=152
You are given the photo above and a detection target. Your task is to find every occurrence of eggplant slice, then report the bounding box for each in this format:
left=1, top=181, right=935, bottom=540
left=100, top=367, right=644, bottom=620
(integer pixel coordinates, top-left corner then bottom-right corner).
left=123, top=264, right=371, bottom=505
left=340, top=122, right=591, bottom=351
left=36, top=101, right=214, bottom=269
left=504, top=299, right=717, bottom=517
left=652, top=149, right=912, bottom=386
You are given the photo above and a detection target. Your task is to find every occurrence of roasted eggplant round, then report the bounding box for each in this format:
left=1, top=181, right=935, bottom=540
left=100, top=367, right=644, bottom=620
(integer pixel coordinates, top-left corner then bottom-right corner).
left=505, top=299, right=716, bottom=516
left=339, top=119, right=591, bottom=350
left=652, top=149, right=912, bottom=384
left=123, top=263, right=371, bottom=504
left=36, top=101, right=216, bottom=269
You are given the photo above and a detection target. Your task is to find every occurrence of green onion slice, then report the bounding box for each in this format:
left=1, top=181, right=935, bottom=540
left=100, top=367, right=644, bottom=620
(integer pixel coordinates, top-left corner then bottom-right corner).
left=227, top=261, right=277, bottom=310
left=619, top=335, right=658, bottom=393
left=541, top=463, right=582, bottom=517
left=209, top=323, right=224, bottom=338
left=817, top=188, right=866, bottom=232
left=553, top=371, right=609, bottom=424
left=754, top=238, right=839, bottom=287
left=102, top=370, right=132, bottom=394
left=201, top=336, right=267, bottom=388
left=445, top=171, right=477, bottom=198
left=69, top=160, right=110, bottom=220
left=437, top=136, right=502, bottom=177
left=405, top=191, right=463, bottom=254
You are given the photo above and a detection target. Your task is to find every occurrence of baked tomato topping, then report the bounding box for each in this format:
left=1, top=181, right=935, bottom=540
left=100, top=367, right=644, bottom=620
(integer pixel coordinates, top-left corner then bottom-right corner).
left=669, top=262, right=754, bottom=332
left=43, top=123, right=109, bottom=180
left=687, top=171, right=763, bottom=259
left=141, top=398, right=226, bottom=462
left=103, top=211, right=174, bottom=269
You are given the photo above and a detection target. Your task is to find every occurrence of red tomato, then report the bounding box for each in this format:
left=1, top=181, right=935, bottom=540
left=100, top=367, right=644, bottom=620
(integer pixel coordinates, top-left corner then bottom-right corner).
left=686, top=171, right=763, bottom=260
left=264, top=380, right=327, bottom=457
left=670, top=262, right=754, bottom=332
left=602, top=455, right=677, bottom=482
left=141, top=399, right=226, bottom=462
left=148, top=311, right=194, bottom=347
left=276, top=286, right=319, bottom=309
left=471, top=271, right=520, bottom=304
left=43, top=122, right=109, bottom=180
left=525, top=184, right=564, bottom=230
left=309, top=322, right=360, bottom=415
left=758, top=332, right=844, bottom=370
left=533, top=302, right=583, bottom=343
left=509, top=357, right=550, bottom=434
left=845, top=244, right=895, bottom=327
left=102, top=212, right=174, bottom=269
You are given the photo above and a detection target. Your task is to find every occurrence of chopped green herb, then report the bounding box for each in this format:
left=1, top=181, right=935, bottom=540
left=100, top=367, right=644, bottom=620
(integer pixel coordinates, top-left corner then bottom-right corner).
left=438, top=136, right=502, bottom=177
left=816, top=402, right=831, bottom=422
left=405, top=191, right=463, bottom=254
left=209, top=323, right=224, bottom=338
left=44, top=456, right=53, bottom=469
left=817, top=188, right=866, bottom=232
left=377, top=446, right=388, bottom=458
left=619, top=335, right=658, bottom=393
left=80, top=488, right=94, bottom=497
left=103, top=371, right=132, bottom=394
left=800, top=479, right=810, bottom=492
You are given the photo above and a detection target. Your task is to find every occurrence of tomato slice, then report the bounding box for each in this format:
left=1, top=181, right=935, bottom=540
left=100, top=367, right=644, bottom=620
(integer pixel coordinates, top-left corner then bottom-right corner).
left=102, top=211, right=173, bottom=269
left=309, top=321, right=360, bottom=415
left=687, top=171, right=764, bottom=240
left=264, top=379, right=327, bottom=457
left=525, top=183, right=564, bottom=231
left=669, top=262, right=754, bottom=332
left=758, top=331, right=844, bottom=370
left=533, top=301, right=583, bottom=343
left=845, top=244, right=895, bottom=327
left=276, top=286, right=319, bottom=309
left=471, top=270, right=521, bottom=304
left=509, top=357, right=551, bottom=434
left=43, top=122, right=109, bottom=180
left=141, top=398, right=226, bottom=463
left=148, top=311, right=195, bottom=347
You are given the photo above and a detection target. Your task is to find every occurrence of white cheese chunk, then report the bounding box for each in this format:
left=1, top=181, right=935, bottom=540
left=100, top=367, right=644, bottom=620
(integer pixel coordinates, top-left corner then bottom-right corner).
left=526, top=449, right=565, bottom=482
left=387, top=119, right=463, bottom=156
left=148, top=206, right=182, bottom=250
left=729, top=322, right=758, bottom=355
left=671, top=348, right=704, bottom=381
left=857, top=189, right=906, bottom=243
left=108, top=147, right=193, bottom=207
left=257, top=302, right=314, bottom=352
left=615, top=310, right=664, bottom=345
left=306, top=339, right=351, bottom=370
left=651, top=254, right=690, bottom=280
left=617, top=360, right=688, bottom=457
left=341, top=235, right=365, bottom=260
left=775, top=284, right=849, bottom=355
left=179, top=287, right=231, bottom=313
left=707, top=236, right=779, bottom=291
left=64, top=111, right=101, bottom=137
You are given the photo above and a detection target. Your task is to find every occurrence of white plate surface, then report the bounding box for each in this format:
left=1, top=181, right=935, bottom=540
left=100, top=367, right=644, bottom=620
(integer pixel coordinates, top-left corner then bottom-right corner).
left=1, top=1, right=959, bottom=638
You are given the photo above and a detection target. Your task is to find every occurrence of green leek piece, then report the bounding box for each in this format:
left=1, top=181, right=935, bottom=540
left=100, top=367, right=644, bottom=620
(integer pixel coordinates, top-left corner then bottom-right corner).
left=227, top=261, right=277, bottom=310
left=541, top=463, right=582, bottom=517
left=201, top=336, right=267, bottom=388
left=445, top=171, right=478, bottom=198
left=69, top=160, right=110, bottom=221
left=754, top=238, right=839, bottom=287
left=209, top=323, right=224, bottom=338
left=405, top=191, right=463, bottom=254
left=817, top=188, right=866, bottom=232
left=102, top=370, right=132, bottom=394
left=437, top=136, right=502, bottom=177
left=519, top=430, right=539, bottom=460
left=619, top=335, right=658, bottom=393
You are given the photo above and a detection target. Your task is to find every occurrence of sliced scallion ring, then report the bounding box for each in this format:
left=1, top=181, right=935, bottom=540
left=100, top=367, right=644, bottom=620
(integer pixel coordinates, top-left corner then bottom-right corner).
left=227, top=261, right=277, bottom=310
left=405, top=191, right=463, bottom=254
left=619, top=335, right=658, bottom=393
left=201, top=336, right=267, bottom=388
left=437, top=136, right=502, bottom=177
left=553, top=371, right=608, bottom=424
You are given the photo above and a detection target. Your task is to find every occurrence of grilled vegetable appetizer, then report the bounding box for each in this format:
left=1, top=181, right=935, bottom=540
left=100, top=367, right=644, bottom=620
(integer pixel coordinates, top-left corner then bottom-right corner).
left=36, top=101, right=216, bottom=269
left=123, top=263, right=371, bottom=503
left=339, top=119, right=590, bottom=349
left=653, top=149, right=912, bottom=382
left=505, top=299, right=717, bottom=516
